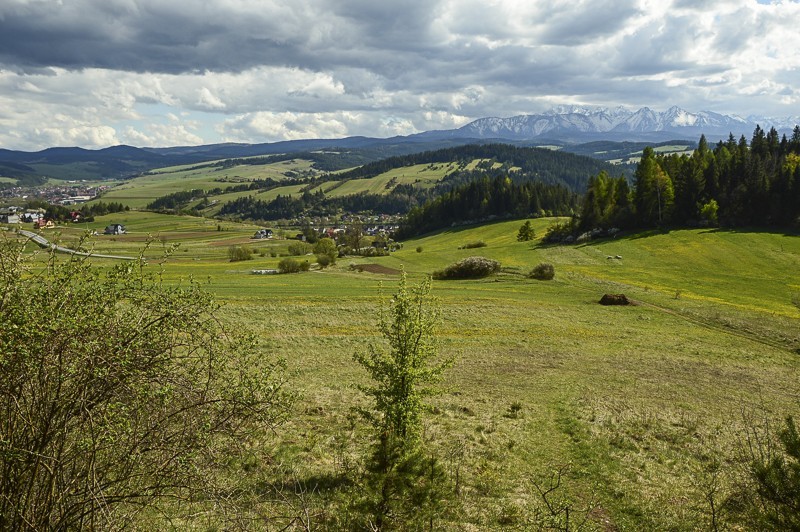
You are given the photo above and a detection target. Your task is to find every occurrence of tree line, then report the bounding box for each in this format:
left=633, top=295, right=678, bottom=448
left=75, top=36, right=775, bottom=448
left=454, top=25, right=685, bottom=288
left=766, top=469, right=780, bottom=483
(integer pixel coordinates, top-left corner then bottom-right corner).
left=334, top=143, right=616, bottom=191
left=146, top=178, right=309, bottom=212
left=580, top=126, right=800, bottom=230
left=217, top=185, right=428, bottom=221
left=395, top=176, right=578, bottom=239
left=212, top=144, right=608, bottom=222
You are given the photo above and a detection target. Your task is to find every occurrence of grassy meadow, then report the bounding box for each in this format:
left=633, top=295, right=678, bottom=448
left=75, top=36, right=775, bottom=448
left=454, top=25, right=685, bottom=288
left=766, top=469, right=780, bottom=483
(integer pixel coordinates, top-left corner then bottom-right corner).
left=97, top=158, right=319, bottom=209
left=6, top=215, right=800, bottom=529
left=92, top=158, right=462, bottom=211
left=321, top=162, right=454, bottom=198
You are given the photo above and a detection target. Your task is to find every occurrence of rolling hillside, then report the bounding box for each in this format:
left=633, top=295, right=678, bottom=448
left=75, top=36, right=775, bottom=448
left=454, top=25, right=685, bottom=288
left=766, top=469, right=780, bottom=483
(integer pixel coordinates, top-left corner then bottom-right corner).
left=21, top=214, right=799, bottom=529
left=92, top=144, right=614, bottom=224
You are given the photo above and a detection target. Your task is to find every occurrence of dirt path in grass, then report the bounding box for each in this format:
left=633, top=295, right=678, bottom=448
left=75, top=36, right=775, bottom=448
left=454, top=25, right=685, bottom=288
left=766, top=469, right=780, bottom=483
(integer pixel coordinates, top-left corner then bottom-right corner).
left=15, top=229, right=137, bottom=261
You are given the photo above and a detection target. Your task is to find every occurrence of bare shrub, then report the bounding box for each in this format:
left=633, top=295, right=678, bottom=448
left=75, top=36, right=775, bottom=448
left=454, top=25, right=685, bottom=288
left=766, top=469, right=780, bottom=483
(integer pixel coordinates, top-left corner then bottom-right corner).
left=0, top=237, right=293, bottom=529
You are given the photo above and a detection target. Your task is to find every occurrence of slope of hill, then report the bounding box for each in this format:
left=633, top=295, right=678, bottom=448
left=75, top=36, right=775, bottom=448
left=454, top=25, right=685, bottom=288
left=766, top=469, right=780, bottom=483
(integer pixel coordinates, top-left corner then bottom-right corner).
left=35, top=214, right=799, bottom=530
left=94, top=144, right=614, bottom=224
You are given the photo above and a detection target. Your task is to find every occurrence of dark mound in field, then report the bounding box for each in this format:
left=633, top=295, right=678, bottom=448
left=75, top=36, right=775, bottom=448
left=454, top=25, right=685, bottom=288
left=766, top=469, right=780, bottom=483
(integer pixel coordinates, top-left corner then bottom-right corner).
left=355, top=264, right=402, bottom=275
left=599, top=293, right=632, bottom=306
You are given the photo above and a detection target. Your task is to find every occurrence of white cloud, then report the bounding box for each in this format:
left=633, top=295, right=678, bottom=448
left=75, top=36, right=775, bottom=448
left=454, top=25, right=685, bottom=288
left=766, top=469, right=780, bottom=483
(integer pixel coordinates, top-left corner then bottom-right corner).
left=35, top=124, right=120, bottom=149
left=122, top=123, right=203, bottom=147
left=197, top=87, right=226, bottom=110
left=220, top=111, right=352, bottom=141
left=0, top=0, right=798, bottom=150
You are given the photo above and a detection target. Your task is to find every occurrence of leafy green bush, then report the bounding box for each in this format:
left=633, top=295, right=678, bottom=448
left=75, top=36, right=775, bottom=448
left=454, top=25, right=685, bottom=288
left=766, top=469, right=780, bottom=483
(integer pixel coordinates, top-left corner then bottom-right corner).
left=458, top=241, right=487, bottom=250
left=528, top=263, right=555, bottom=280
left=287, top=242, right=312, bottom=256
left=313, top=238, right=338, bottom=263
left=228, top=245, right=253, bottom=262
left=278, top=257, right=310, bottom=273
left=416, top=246, right=423, bottom=253
left=339, top=245, right=389, bottom=257
left=433, top=256, right=501, bottom=280
left=316, top=254, right=333, bottom=268
left=700, top=199, right=719, bottom=226
left=542, top=219, right=578, bottom=244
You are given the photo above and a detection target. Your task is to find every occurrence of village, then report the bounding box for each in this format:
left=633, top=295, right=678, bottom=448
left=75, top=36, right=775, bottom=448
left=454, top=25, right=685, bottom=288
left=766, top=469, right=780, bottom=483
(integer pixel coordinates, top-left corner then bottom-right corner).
left=0, top=182, right=110, bottom=205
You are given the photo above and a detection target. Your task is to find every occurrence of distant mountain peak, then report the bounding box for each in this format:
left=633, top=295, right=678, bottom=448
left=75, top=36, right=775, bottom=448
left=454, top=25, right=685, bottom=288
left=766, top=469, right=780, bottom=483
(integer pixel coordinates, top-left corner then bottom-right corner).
left=437, top=106, right=799, bottom=143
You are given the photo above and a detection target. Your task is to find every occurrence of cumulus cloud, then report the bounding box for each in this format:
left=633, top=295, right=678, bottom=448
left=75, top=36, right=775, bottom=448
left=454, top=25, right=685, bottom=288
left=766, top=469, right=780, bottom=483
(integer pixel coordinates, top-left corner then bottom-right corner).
left=122, top=123, right=204, bottom=147
left=0, top=0, right=798, bottom=150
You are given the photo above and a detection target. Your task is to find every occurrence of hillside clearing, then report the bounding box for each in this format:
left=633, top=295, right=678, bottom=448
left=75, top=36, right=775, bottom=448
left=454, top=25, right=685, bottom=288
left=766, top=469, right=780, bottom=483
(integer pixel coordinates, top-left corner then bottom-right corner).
left=5, top=215, right=799, bottom=529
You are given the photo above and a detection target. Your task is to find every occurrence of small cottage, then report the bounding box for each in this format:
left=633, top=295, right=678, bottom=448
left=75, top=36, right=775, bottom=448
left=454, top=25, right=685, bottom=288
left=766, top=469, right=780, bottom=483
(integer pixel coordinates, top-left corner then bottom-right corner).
left=252, top=228, right=273, bottom=239
left=34, top=219, right=55, bottom=230
left=104, top=224, right=126, bottom=235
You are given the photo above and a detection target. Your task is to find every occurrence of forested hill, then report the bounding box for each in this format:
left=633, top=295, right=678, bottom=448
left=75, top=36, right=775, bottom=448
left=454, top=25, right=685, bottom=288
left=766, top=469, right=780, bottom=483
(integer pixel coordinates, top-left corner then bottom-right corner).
left=395, top=177, right=578, bottom=239
left=210, top=144, right=614, bottom=223
left=332, top=144, right=620, bottom=192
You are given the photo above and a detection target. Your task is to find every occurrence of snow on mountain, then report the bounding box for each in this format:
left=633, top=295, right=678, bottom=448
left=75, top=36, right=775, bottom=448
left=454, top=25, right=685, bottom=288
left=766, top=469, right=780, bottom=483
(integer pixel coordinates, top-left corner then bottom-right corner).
left=447, top=106, right=798, bottom=143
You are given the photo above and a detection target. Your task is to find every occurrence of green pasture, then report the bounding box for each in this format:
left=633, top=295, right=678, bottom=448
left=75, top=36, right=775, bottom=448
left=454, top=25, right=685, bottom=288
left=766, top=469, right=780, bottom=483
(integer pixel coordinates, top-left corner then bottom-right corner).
left=324, top=163, right=454, bottom=197
left=9, top=216, right=800, bottom=529
left=198, top=183, right=309, bottom=216
left=97, top=159, right=317, bottom=208
left=92, top=158, right=490, bottom=213
left=146, top=160, right=225, bottom=174
left=652, top=144, right=693, bottom=153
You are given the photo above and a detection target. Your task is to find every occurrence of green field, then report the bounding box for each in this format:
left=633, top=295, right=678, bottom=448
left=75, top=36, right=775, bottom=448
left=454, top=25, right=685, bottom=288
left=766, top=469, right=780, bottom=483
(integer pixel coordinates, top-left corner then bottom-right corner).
left=323, top=163, right=454, bottom=197
left=6, top=216, right=800, bottom=529
left=199, top=183, right=310, bottom=216
left=93, top=159, right=465, bottom=210
left=97, top=158, right=318, bottom=208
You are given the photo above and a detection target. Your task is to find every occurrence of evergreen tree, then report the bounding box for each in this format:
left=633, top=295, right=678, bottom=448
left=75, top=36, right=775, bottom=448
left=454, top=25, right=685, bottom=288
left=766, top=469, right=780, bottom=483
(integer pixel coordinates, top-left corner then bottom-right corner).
left=634, top=147, right=674, bottom=226
left=354, top=274, right=453, bottom=530
left=517, top=220, right=536, bottom=241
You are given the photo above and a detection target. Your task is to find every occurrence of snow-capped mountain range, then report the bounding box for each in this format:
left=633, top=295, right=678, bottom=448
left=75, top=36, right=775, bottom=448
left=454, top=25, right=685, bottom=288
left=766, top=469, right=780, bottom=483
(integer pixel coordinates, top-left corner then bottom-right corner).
left=414, top=106, right=800, bottom=143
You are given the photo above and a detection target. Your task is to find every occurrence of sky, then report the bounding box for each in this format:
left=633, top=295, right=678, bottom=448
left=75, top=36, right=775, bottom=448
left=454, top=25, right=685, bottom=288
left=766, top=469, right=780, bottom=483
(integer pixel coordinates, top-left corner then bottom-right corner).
left=0, top=0, right=798, bottom=151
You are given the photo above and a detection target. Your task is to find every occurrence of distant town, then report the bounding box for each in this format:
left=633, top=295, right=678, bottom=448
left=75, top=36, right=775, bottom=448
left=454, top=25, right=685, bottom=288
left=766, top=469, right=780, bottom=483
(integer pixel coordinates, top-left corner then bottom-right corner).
left=0, top=182, right=110, bottom=205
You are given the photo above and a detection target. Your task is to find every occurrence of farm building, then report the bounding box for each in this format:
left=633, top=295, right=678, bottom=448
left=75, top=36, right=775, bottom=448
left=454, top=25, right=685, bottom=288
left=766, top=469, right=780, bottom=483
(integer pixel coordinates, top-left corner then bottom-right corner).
left=252, top=228, right=273, bottom=239
left=104, top=224, right=126, bottom=235
left=34, top=219, right=55, bottom=230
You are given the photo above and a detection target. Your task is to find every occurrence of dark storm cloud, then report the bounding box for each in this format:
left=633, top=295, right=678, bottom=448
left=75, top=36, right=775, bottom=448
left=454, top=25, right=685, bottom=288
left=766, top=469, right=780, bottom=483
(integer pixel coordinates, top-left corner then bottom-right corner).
left=0, top=0, right=798, bottom=151
left=0, top=1, right=311, bottom=73
left=0, top=0, right=446, bottom=75
left=534, top=0, right=642, bottom=46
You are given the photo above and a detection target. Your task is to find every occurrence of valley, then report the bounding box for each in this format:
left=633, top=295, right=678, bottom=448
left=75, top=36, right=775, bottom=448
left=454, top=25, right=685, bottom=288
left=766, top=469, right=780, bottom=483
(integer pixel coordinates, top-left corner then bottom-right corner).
left=3, top=127, right=800, bottom=529
left=5, top=211, right=798, bottom=529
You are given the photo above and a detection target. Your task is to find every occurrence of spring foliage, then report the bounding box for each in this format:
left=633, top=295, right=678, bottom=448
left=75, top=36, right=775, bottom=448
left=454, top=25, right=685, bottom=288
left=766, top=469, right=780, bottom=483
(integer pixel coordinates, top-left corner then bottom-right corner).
left=354, top=273, right=453, bottom=529
left=355, top=273, right=449, bottom=445
left=0, top=236, right=293, bottom=529
left=581, top=127, right=800, bottom=230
